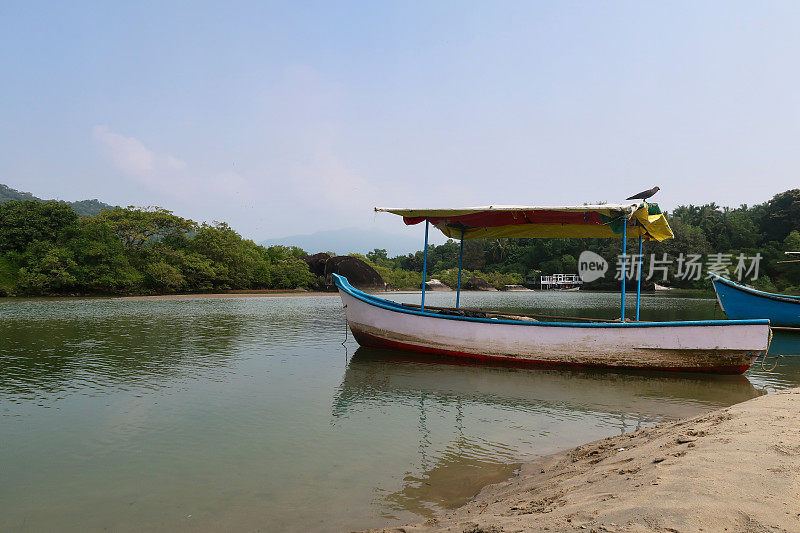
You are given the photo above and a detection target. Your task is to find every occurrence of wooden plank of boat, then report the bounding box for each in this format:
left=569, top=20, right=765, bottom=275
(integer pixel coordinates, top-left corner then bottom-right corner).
left=335, top=274, right=770, bottom=375
left=711, top=274, right=800, bottom=327
left=400, top=302, right=618, bottom=323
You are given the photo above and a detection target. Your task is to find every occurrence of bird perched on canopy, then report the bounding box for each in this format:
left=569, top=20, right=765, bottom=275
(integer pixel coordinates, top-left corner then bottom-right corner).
left=626, top=186, right=660, bottom=201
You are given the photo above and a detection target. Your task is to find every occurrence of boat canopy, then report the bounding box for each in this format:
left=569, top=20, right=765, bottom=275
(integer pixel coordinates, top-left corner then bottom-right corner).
left=375, top=202, right=674, bottom=242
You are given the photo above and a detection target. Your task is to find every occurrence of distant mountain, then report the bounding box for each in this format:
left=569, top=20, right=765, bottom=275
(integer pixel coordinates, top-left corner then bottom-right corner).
left=0, top=184, right=115, bottom=216
left=61, top=199, right=115, bottom=216
left=0, top=184, right=38, bottom=203
left=261, top=227, right=441, bottom=256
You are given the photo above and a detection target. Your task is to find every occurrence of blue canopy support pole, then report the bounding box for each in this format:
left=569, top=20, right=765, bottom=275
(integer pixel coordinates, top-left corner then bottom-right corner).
left=456, top=227, right=465, bottom=309
left=636, top=234, right=643, bottom=321
left=421, top=217, right=429, bottom=311
left=621, top=216, right=627, bottom=321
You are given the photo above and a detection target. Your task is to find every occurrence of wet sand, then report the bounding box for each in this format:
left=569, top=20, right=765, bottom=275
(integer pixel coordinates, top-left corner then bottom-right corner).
left=372, top=387, right=800, bottom=533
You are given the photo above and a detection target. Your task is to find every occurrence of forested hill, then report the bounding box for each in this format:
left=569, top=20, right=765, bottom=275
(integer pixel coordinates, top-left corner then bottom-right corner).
left=0, top=187, right=798, bottom=297
left=0, top=184, right=115, bottom=216
left=0, top=200, right=317, bottom=296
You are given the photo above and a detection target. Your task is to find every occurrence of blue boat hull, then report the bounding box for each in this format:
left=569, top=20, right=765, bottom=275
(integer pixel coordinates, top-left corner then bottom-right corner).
left=712, top=275, right=800, bottom=327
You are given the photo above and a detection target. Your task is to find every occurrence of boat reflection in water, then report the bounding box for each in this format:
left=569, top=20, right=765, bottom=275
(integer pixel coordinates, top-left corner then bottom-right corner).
left=332, top=347, right=763, bottom=517
left=334, top=347, right=762, bottom=420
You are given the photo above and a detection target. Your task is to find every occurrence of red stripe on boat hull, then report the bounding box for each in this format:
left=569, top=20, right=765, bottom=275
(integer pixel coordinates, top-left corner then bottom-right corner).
left=350, top=327, right=753, bottom=375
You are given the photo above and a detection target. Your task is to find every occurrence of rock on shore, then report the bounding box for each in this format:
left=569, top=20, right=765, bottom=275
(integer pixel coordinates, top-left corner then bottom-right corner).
left=500, top=284, right=532, bottom=291
left=424, top=278, right=451, bottom=291
left=370, top=387, right=800, bottom=533
left=463, top=277, right=497, bottom=291
left=301, top=253, right=385, bottom=290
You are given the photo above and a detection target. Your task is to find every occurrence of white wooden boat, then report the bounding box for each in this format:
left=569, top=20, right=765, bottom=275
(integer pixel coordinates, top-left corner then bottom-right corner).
left=335, top=202, right=771, bottom=374
left=335, top=274, right=768, bottom=374
left=654, top=283, right=672, bottom=291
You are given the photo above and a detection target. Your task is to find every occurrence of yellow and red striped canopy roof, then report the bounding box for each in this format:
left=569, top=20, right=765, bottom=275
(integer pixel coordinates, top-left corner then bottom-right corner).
left=375, top=203, right=674, bottom=241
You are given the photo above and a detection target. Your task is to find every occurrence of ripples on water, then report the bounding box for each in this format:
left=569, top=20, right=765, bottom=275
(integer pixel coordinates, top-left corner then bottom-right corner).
left=1, top=291, right=799, bottom=532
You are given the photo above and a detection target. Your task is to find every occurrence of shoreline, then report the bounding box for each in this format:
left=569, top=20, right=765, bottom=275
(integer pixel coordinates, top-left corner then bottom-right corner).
left=0, top=287, right=721, bottom=301
left=0, top=288, right=423, bottom=301
left=115, top=290, right=340, bottom=300
left=373, top=387, right=800, bottom=532
left=0, top=291, right=341, bottom=301
left=116, top=289, right=416, bottom=300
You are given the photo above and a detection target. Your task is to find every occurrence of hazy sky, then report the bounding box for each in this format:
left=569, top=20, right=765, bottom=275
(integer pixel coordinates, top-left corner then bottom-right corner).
left=2, top=1, right=799, bottom=242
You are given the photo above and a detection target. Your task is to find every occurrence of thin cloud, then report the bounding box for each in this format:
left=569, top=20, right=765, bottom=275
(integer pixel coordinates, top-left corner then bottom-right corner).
left=92, top=125, right=248, bottom=200
left=92, top=126, right=154, bottom=176
left=289, top=139, right=379, bottom=213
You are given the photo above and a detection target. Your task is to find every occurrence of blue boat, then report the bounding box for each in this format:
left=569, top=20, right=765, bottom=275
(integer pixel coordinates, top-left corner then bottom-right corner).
left=711, top=275, right=800, bottom=327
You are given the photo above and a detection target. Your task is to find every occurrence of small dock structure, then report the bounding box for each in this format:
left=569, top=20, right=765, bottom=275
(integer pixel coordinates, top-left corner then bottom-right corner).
left=539, top=274, right=583, bottom=290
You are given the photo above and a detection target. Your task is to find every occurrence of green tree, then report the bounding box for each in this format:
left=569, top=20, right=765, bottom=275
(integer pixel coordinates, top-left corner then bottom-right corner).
left=69, top=220, right=143, bottom=292
left=0, top=201, right=80, bottom=253
left=145, top=262, right=184, bottom=292
left=366, top=248, right=392, bottom=268
left=268, top=257, right=316, bottom=289
left=264, top=245, right=307, bottom=262
left=95, top=206, right=196, bottom=249
left=16, top=243, right=79, bottom=294
left=762, top=189, right=800, bottom=242
left=188, top=222, right=262, bottom=289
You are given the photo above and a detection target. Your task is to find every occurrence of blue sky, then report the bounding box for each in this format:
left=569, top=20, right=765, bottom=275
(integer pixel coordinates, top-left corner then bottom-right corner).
left=2, top=1, right=799, bottom=242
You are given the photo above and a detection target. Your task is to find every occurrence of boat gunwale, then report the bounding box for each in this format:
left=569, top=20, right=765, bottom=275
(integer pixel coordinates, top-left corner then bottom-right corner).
left=333, top=274, right=770, bottom=329
left=711, top=274, right=800, bottom=305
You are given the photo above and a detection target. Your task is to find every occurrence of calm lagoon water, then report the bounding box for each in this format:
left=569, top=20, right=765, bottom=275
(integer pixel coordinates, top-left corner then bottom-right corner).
left=2, top=291, right=799, bottom=532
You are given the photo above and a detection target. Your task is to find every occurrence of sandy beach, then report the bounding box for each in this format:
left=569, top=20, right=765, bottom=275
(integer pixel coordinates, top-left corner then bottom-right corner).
left=372, top=387, right=800, bottom=533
